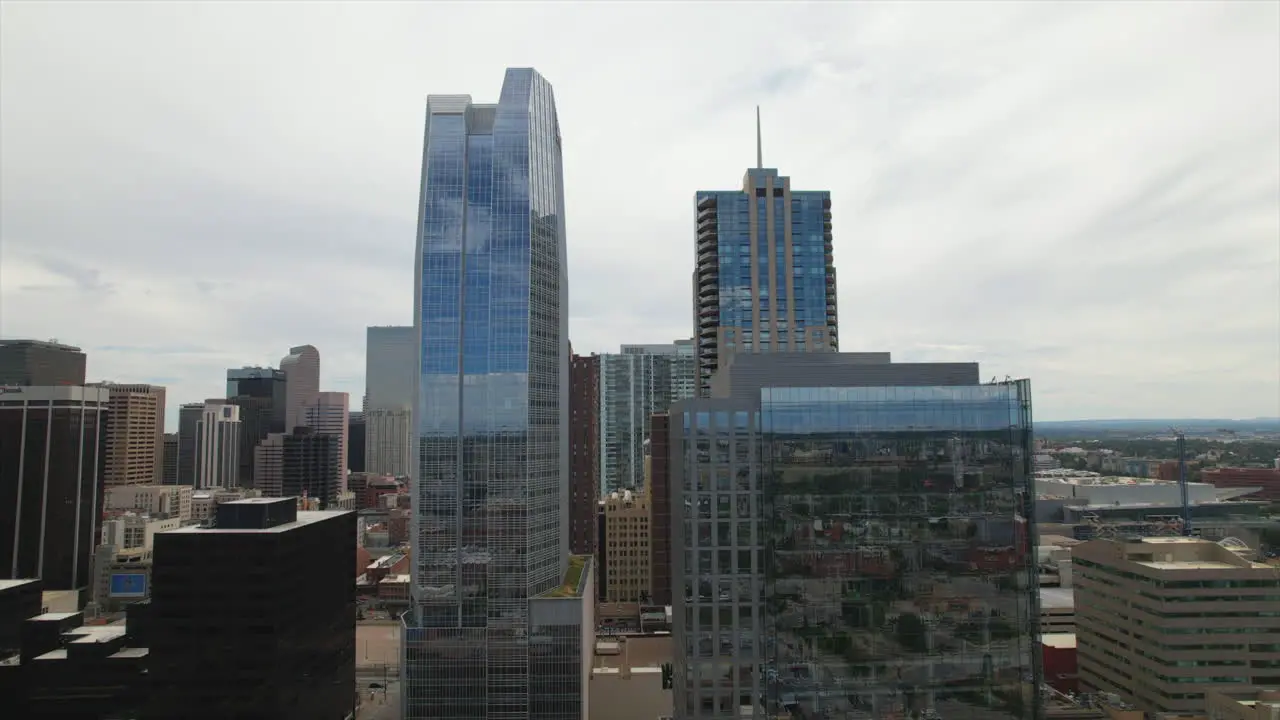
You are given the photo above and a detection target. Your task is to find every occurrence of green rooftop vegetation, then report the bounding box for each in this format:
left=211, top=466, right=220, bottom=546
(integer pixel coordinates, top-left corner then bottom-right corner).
left=543, top=554, right=588, bottom=598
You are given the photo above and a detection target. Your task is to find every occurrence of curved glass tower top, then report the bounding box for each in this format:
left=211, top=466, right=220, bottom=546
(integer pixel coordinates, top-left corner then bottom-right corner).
left=412, top=68, right=570, bottom=617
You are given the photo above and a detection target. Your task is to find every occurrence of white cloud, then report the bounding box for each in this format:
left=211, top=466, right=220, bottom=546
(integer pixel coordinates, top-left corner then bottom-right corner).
left=1, top=1, right=1276, bottom=423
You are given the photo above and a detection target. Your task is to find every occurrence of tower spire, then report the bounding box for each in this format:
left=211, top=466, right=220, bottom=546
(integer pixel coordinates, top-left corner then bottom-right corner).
left=755, top=105, right=763, bottom=169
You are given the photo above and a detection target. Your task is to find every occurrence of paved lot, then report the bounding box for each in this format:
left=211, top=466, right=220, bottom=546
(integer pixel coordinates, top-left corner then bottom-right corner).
left=356, top=681, right=400, bottom=720
left=358, top=623, right=401, bottom=666
left=593, top=635, right=672, bottom=669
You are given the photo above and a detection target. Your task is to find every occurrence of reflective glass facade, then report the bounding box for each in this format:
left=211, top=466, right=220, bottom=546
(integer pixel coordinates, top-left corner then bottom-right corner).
left=406, top=68, right=576, bottom=720
left=672, top=382, right=1040, bottom=719
left=599, top=346, right=696, bottom=495
left=694, top=169, right=837, bottom=396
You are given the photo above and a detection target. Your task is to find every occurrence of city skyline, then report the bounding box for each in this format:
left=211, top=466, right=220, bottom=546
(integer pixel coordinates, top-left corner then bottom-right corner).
left=2, top=2, right=1278, bottom=422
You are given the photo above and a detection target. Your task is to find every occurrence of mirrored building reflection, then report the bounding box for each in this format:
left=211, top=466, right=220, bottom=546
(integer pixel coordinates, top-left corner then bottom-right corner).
left=667, top=353, right=1041, bottom=720
left=402, top=67, right=592, bottom=720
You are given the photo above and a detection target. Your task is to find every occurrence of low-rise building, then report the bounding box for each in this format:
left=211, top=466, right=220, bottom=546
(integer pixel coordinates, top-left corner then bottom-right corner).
left=1205, top=687, right=1280, bottom=720
left=189, top=488, right=261, bottom=521
left=1074, top=537, right=1280, bottom=714
left=104, top=484, right=193, bottom=521
left=101, top=513, right=182, bottom=552
left=1203, top=467, right=1280, bottom=502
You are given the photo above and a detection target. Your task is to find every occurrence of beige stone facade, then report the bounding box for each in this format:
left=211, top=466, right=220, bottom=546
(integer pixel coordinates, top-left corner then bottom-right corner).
left=604, top=489, right=652, bottom=604
left=95, top=383, right=166, bottom=485
left=1074, top=537, right=1280, bottom=714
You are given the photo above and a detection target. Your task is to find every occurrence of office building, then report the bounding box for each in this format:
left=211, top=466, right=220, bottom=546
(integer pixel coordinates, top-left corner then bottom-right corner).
left=570, top=351, right=600, bottom=555
left=226, top=366, right=286, bottom=428
left=366, top=325, right=416, bottom=410
left=599, top=343, right=695, bottom=494
left=175, top=402, right=202, bottom=485
left=348, top=411, right=366, bottom=472
left=693, top=121, right=838, bottom=396
left=282, top=426, right=342, bottom=509
left=227, top=368, right=286, bottom=487
left=303, top=391, right=349, bottom=489
left=666, top=353, right=1038, bottom=719
left=0, top=385, right=109, bottom=591
left=366, top=326, right=415, bottom=475
left=1074, top=536, right=1280, bottom=714
left=194, top=401, right=240, bottom=490
left=603, top=488, right=652, bottom=604
left=93, top=382, right=166, bottom=486
left=280, top=344, right=320, bottom=433
left=404, top=68, right=592, bottom=720
left=253, top=433, right=285, bottom=497
left=0, top=339, right=86, bottom=386
left=365, top=408, right=411, bottom=476
left=104, top=484, right=192, bottom=521
left=161, top=432, right=178, bottom=484
left=229, top=394, right=273, bottom=486
left=145, top=498, right=356, bottom=720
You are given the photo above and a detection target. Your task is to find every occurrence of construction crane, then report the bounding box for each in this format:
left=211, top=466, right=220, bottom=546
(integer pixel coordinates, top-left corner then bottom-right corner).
left=1171, top=428, right=1192, bottom=536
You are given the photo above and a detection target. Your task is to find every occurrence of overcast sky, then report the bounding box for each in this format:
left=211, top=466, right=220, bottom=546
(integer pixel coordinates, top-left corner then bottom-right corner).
left=2, top=1, right=1277, bottom=427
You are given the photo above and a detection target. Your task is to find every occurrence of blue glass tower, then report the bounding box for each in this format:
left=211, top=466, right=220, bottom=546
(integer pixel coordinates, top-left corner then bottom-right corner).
left=404, top=68, right=591, bottom=720
left=693, top=118, right=839, bottom=396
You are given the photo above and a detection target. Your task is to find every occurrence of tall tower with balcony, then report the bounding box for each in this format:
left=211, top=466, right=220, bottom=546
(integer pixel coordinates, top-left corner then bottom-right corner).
left=692, top=111, right=837, bottom=396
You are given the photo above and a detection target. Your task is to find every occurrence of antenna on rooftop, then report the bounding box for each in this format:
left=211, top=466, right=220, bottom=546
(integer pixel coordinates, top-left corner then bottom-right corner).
left=755, top=106, right=763, bottom=169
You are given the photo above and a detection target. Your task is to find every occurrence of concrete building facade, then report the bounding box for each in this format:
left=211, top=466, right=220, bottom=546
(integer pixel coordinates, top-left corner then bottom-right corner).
left=94, top=383, right=166, bottom=486
left=365, top=408, right=411, bottom=477
left=1074, top=537, right=1280, bottom=714
left=280, top=344, right=320, bottom=434
left=302, top=391, right=349, bottom=490
left=103, top=484, right=192, bottom=521
left=603, top=488, right=652, bottom=604
left=194, top=402, right=240, bottom=490
left=365, top=325, right=416, bottom=410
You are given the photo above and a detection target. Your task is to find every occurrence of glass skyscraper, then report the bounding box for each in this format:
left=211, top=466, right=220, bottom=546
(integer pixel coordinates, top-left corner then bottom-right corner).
left=667, top=354, right=1041, bottom=720
left=694, top=166, right=838, bottom=397
left=403, top=68, right=593, bottom=720
left=598, top=340, right=697, bottom=495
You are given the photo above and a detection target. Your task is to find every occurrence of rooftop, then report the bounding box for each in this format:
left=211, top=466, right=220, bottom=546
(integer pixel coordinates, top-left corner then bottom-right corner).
left=166, top=509, right=348, bottom=534
left=0, top=578, right=39, bottom=592
left=543, top=554, right=589, bottom=598
left=1041, top=633, right=1077, bottom=650
left=1039, top=587, right=1075, bottom=609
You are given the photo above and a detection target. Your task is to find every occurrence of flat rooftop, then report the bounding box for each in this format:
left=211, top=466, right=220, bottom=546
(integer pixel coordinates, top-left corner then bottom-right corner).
left=166, top=509, right=347, bottom=534
left=1042, top=633, right=1077, bottom=649
left=593, top=636, right=672, bottom=670
left=1039, top=587, right=1075, bottom=609
left=0, top=578, right=39, bottom=592
left=1137, top=560, right=1238, bottom=570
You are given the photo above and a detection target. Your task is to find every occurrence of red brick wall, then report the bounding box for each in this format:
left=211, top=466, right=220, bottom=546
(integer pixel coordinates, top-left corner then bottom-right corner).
left=569, top=354, right=600, bottom=555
